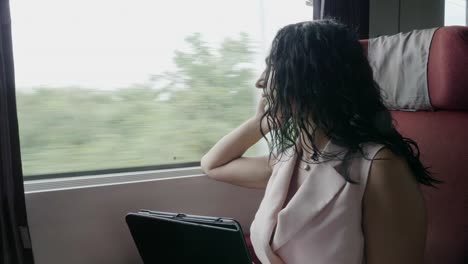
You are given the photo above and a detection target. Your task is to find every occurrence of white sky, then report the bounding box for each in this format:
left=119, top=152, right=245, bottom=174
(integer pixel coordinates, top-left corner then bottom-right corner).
left=10, top=0, right=313, bottom=90
left=445, top=0, right=467, bottom=26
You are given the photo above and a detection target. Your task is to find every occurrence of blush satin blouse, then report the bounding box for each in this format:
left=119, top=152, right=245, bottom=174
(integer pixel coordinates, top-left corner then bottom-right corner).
left=249, top=140, right=384, bottom=264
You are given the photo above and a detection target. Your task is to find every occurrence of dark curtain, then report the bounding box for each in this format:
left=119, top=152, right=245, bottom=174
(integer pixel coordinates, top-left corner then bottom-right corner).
left=0, top=0, right=35, bottom=263
left=313, top=0, right=370, bottom=39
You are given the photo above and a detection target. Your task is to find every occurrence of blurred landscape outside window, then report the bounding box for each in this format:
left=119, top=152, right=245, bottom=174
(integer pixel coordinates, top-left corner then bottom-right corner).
left=10, top=0, right=312, bottom=176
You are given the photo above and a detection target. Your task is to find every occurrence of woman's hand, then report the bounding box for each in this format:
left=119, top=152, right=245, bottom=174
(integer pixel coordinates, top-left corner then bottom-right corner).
left=255, top=94, right=269, bottom=131
left=255, top=93, right=284, bottom=133
left=255, top=93, right=268, bottom=119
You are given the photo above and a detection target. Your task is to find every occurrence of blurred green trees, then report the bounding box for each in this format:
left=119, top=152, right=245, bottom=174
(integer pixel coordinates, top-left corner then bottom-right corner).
left=17, top=33, right=260, bottom=176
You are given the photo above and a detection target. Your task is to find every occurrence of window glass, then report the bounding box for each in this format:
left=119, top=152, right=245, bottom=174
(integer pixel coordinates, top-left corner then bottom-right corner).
left=10, top=0, right=312, bottom=176
left=445, top=0, right=467, bottom=25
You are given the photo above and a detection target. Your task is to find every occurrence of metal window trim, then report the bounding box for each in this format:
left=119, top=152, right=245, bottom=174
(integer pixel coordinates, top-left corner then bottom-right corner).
left=24, top=165, right=206, bottom=193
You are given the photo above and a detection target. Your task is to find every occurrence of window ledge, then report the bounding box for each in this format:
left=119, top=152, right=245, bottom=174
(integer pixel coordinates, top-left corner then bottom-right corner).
left=24, top=166, right=205, bottom=193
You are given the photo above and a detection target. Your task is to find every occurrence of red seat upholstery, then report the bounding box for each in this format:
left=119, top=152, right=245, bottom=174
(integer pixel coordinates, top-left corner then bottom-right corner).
left=361, top=26, right=468, bottom=264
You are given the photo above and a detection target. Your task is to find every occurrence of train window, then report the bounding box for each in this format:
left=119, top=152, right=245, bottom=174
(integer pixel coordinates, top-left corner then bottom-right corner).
left=10, top=0, right=312, bottom=177
left=445, top=0, right=467, bottom=25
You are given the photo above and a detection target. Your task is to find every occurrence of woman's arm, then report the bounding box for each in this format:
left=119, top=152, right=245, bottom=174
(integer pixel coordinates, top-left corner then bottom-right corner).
left=363, top=148, right=427, bottom=264
left=200, top=97, right=273, bottom=189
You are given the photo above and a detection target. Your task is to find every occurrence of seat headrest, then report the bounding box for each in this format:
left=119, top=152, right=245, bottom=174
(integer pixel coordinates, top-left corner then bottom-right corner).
left=360, top=26, right=468, bottom=111
left=427, top=27, right=468, bottom=111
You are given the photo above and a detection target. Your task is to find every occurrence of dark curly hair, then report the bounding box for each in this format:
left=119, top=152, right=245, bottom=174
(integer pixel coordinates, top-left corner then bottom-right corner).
left=260, top=19, right=441, bottom=187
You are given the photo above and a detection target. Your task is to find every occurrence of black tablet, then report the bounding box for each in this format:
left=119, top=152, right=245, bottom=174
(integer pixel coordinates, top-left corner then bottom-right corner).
left=126, top=210, right=252, bottom=264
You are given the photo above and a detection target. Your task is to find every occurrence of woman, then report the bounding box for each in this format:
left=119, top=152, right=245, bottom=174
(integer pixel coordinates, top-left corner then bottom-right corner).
left=201, top=19, right=440, bottom=264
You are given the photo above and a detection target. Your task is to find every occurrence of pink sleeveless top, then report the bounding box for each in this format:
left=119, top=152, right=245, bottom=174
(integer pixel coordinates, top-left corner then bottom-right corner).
left=249, top=140, right=384, bottom=264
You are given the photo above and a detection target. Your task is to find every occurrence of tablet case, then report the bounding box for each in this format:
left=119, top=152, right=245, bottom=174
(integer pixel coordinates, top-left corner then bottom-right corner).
left=126, top=210, right=252, bottom=264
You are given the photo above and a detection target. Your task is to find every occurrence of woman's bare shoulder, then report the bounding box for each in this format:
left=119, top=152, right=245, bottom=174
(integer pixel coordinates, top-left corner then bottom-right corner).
left=362, top=147, right=426, bottom=264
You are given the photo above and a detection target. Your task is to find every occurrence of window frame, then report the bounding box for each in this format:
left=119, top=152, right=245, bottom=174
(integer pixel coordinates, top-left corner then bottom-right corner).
left=23, top=161, right=200, bottom=181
